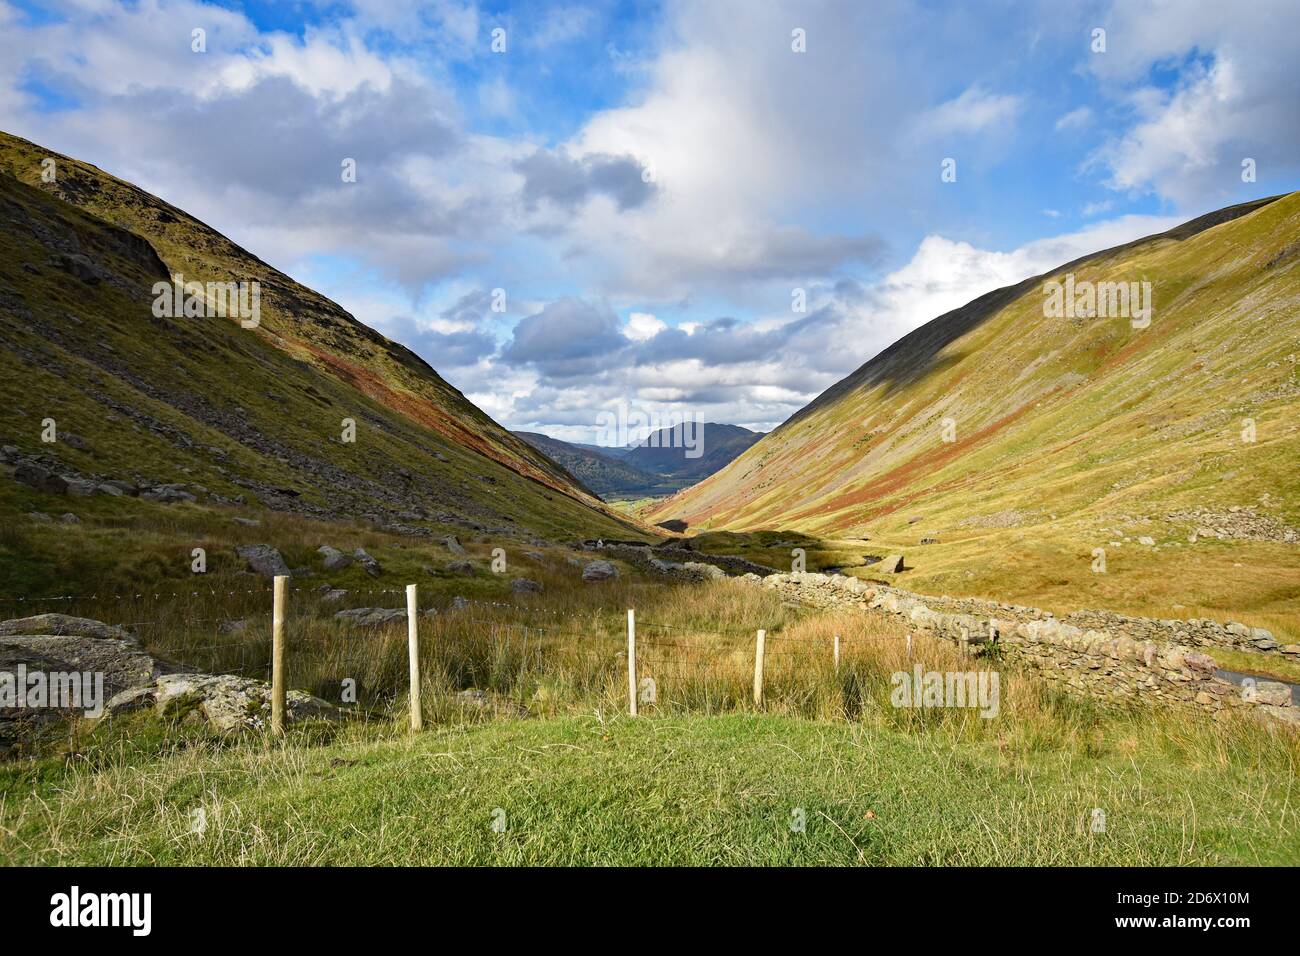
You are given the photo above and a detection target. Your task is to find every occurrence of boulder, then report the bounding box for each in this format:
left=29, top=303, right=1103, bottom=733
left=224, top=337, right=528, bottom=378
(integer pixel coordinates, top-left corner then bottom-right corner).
left=879, top=554, right=905, bottom=573
left=235, top=544, right=291, bottom=578
left=582, top=560, right=618, bottom=582
left=1254, top=681, right=1293, bottom=707
left=353, top=548, right=381, bottom=577
left=141, top=673, right=341, bottom=731
left=317, top=545, right=354, bottom=571
left=442, top=535, right=467, bottom=556
left=142, top=484, right=197, bottom=503
left=511, top=578, right=543, bottom=593
left=446, top=560, right=474, bottom=574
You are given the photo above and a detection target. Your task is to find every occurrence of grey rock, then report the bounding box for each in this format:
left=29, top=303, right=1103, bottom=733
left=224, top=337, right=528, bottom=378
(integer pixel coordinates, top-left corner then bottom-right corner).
left=682, top=561, right=726, bottom=580
left=442, top=535, right=467, bottom=556
left=26, top=512, right=51, bottom=522
left=511, top=577, right=543, bottom=593
left=13, top=463, right=68, bottom=495
left=64, top=477, right=98, bottom=497
left=334, top=607, right=406, bottom=627
left=317, top=545, right=354, bottom=571
left=142, top=484, right=197, bottom=504
left=150, top=673, right=342, bottom=731
left=879, top=554, right=905, bottom=573
left=449, top=596, right=469, bottom=612
left=446, top=560, right=474, bottom=574
left=582, top=560, right=618, bottom=582
left=235, top=544, right=291, bottom=578
left=1254, top=681, right=1293, bottom=707
left=232, top=517, right=260, bottom=527
left=59, top=512, right=80, bottom=524
left=353, top=548, right=381, bottom=577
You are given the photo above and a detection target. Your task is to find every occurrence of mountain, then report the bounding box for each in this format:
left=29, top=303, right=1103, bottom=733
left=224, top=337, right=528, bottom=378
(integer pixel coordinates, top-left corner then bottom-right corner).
left=0, top=130, right=641, bottom=553
left=650, top=195, right=1300, bottom=611
left=514, top=423, right=764, bottom=499
left=624, top=423, right=764, bottom=484
left=513, top=431, right=661, bottom=498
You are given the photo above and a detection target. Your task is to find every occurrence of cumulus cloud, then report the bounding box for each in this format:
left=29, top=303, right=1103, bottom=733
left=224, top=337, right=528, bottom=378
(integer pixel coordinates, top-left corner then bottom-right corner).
left=1084, top=0, right=1300, bottom=206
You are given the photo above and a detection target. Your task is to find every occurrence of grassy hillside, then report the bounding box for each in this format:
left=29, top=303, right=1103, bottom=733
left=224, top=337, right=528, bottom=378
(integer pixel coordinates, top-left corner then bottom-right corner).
left=652, top=195, right=1300, bottom=633
left=0, top=130, right=643, bottom=598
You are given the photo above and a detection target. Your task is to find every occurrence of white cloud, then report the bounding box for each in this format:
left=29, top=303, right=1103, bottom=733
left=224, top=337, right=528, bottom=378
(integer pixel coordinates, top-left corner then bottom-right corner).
left=919, top=85, right=1022, bottom=137
left=1054, top=106, right=1092, bottom=131
left=625, top=312, right=665, bottom=341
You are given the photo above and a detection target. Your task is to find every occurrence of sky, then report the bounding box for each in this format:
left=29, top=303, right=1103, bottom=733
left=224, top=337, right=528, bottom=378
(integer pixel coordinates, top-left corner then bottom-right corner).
left=2, top=0, right=1298, bottom=444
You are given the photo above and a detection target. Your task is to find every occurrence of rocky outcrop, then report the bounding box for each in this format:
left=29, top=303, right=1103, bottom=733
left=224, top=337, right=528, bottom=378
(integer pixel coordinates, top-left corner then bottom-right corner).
left=750, top=573, right=1297, bottom=726
left=106, top=673, right=341, bottom=731
left=2, top=614, right=342, bottom=748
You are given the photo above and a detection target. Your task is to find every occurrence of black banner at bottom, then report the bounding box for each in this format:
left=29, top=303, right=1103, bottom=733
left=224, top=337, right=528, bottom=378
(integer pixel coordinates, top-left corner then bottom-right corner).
left=0, top=866, right=1284, bottom=942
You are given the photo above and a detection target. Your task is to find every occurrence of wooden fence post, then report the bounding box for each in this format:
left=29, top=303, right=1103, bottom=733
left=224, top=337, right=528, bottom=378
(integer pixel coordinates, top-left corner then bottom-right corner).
left=833, top=634, right=841, bottom=672
left=753, top=629, right=766, bottom=708
left=627, top=608, right=637, bottom=717
left=271, top=574, right=286, bottom=735
left=407, top=583, right=423, bottom=732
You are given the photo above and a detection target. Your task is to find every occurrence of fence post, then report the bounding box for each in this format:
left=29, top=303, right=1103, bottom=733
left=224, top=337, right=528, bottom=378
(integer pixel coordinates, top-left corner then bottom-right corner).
left=753, top=629, right=766, bottom=708
left=833, top=634, right=841, bottom=672
left=627, top=608, right=637, bottom=717
left=271, top=574, right=286, bottom=735
left=407, top=583, right=423, bottom=732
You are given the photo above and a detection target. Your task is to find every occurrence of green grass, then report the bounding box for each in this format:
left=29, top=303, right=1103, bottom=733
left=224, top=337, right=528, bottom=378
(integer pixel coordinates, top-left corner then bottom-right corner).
left=3, top=710, right=1296, bottom=865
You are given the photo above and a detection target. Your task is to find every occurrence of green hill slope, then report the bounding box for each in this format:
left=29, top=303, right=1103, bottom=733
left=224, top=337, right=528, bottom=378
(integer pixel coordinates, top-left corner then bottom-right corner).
left=0, top=130, right=641, bottom=561
left=652, top=195, right=1300, bottom=627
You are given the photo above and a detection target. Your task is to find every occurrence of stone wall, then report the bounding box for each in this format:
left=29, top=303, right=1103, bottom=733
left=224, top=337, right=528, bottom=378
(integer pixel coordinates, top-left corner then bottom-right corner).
left=746, top=572, right=1297, bottom=727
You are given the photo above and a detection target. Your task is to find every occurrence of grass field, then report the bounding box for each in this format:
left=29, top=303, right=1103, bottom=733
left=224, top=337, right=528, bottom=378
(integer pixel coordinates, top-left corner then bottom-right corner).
left=4, top=708, right=1297, bottom=866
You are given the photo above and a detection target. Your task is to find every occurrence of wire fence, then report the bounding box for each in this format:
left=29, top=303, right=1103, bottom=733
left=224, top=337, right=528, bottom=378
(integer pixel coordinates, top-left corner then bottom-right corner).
left=0, top=579, right=936, bottom=728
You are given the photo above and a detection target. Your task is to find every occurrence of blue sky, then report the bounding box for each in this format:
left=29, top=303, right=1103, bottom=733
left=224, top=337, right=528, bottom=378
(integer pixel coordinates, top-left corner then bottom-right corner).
left=2, top=0, right=1297, bottom=442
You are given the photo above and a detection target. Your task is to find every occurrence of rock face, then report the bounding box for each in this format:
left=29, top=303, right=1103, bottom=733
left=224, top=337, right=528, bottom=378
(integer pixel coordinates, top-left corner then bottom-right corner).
left=317, top=545, right=354, bottom=571
left=108, top=673, right=341, bottom=731
left=236, top=544, right=291, bottom=578
left=748, top=572, right=1298, bottom=727
left=582, top=560, right=618, bottom=582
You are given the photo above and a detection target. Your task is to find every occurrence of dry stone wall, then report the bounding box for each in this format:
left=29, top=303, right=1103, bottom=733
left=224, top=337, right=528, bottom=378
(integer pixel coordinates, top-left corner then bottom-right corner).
left=746, top=572, right=1298, bottom=727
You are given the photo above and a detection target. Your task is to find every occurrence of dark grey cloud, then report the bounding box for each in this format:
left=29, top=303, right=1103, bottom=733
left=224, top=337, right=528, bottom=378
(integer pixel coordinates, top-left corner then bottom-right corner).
left=413, top=328, right=498, bottom=368
left=499, top=297, right=630, bottom=380
left=514, top=148, right=656, bottom=211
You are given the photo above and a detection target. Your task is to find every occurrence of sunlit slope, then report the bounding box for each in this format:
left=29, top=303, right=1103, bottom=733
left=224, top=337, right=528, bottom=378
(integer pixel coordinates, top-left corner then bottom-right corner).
left=651, top=194, right=1300, bottom=608
left=0, top=130, right=638, bottom=541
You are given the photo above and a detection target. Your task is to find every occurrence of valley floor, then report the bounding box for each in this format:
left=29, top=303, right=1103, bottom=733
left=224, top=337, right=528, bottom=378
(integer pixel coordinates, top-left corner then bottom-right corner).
left=3, top=711, right=1296, bottom=866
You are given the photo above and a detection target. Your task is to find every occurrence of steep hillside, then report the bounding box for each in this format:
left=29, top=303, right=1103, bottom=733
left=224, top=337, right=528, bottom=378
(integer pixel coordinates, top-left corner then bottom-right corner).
left=0, top=130, right=642, bottom=563
left=651, top=195, right=1300, bottom=624
left=513, top=431, right=660, bottom=498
